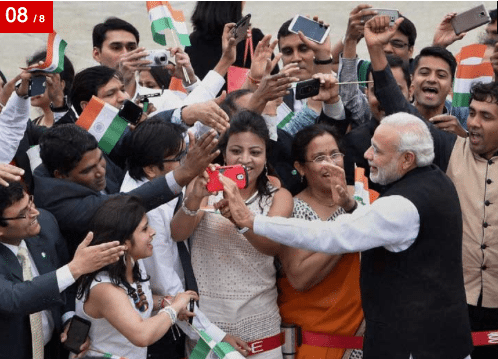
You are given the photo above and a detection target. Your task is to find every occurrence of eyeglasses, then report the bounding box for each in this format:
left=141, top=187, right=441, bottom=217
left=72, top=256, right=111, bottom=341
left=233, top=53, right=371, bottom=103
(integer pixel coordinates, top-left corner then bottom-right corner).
left=1, top=195, right=35, bottom=221
left=162, top=146, right=188, bottom=165
left=389, top=40, right=409, bottom=49
left=307, top=153, right=345, bottom=164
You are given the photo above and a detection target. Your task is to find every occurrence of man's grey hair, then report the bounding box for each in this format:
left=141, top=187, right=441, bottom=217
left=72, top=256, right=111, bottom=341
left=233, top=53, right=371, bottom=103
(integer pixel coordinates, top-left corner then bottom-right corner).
left=382, top=113, right=435, bottom=167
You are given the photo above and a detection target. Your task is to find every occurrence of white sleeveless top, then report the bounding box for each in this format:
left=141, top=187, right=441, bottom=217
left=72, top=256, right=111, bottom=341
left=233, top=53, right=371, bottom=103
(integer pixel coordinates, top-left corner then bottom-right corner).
left=75, top=261, right=153, bottom=359
left=190, top=188, right=283, bottom=358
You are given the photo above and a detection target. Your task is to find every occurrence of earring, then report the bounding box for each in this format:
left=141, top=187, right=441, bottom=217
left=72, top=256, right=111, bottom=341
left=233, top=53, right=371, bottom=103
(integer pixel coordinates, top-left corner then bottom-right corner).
left=300, top=174, right=304, bottom=183
left=264, top=162, right=268, bottom=176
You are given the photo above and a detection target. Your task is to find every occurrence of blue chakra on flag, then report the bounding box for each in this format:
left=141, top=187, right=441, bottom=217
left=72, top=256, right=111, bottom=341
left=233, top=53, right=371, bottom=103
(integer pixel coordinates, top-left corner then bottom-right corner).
left=94, top=122, right=105, bottom=134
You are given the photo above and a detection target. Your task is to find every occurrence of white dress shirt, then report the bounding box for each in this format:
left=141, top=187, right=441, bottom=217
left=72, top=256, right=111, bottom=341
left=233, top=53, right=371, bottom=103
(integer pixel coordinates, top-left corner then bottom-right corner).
left=254, top=195, right=419, bottom=254
left=2, top=240, right=75, bottom=345
left=0, top=93, right=30, bottom=163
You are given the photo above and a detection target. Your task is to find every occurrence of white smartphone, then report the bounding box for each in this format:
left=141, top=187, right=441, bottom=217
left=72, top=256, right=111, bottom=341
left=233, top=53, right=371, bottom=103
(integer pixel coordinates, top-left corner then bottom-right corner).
left=362, top=9, right=400, bottom=26
left=288, top=15, right=330, bottom=44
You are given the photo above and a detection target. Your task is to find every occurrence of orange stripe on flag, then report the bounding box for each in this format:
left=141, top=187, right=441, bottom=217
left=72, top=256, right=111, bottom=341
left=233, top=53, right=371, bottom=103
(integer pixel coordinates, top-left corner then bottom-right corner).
left=163, top=1, right=184, bottom=21
left=169, top=77, right=187, bottom=93
left=458, top=44, right=488, bottom=62
left=76, top=96, right=106, bottom=130
left=456, top=62, right=494, bottom=79
left=39, top=32, right=56, bottom=70
left=146, top=1, right=163, bottom=11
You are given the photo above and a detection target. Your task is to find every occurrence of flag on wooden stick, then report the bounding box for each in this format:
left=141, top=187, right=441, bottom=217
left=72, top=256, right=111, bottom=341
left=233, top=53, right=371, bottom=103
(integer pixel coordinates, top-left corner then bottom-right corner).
left=147, top=1, right=190, bottom=46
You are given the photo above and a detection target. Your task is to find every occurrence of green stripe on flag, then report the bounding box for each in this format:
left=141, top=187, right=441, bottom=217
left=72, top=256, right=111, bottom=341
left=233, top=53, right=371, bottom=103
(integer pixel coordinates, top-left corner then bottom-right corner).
left=151, top=18, right=174, bottom=45
left=277, top=112, right=295, bottom=129
left=358, top=60, right=371, bottom=87
left=212, top=342, right=238, bottom=358
left=98, top=115, right=128, bottom=154
left=177, top=33, right=191, bottom=46
left=452, top=93, right=472, bottom=108
left=53, top=40, right=68, bottom=73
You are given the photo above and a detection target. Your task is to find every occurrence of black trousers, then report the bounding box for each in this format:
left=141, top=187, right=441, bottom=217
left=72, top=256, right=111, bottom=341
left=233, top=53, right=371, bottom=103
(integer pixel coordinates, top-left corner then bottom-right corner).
left=147, top=326, right=186, bottom=359
left=468, top=303, right=498, bottom=359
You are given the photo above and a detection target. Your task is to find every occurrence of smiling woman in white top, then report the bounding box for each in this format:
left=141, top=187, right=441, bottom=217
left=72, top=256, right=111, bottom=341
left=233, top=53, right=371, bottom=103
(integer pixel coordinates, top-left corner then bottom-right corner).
left=76, top=195, right=198, bottom=359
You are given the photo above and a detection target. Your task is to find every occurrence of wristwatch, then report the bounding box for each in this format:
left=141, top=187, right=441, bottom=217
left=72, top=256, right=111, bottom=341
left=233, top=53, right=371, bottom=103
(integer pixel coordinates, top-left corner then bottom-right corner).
left=236, top=226, right=250, bottom=234
left=50, top=96, right=69, bottom=112
left=313, top=57, right=334, bottom=65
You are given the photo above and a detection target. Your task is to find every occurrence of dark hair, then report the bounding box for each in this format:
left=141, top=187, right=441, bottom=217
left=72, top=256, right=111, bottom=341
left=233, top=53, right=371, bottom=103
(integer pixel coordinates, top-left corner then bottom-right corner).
left=27, top=50, right=75, bottom=99
left=92, top=17, right=139, bottom=49
left=143, top=67, right=172, bottom=90
left=191, top=1, right=243, bottom=38
left=220, top=88, right=253, bottom=118
left=277, top=19, right=293, bottom=43
left=218, top=110, right=272, bottom=206
left=0, top=181, right=25, bottom=227
left=292, top=124, right=345, bottom=164
left=490, top=9, right=497, bottom=22
left=366, top=55, right=411, bottom=90
left=470, top=81, right=498, bottom=106
left=126, top=119, right=185, bottom=181
left=70, top=66, right=122, bottom=114
left=412, top=46, right=457, bottom=81
left=39, top=124, right=98, bottom=177
left=398, top=15, right=417, bottom=47
left=77, top=195, right=148, bottom=302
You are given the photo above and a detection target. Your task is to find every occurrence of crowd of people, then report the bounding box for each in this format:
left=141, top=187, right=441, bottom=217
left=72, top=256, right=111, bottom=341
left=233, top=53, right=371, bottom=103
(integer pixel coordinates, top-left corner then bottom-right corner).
left=0, top=2, right=498, bottom=359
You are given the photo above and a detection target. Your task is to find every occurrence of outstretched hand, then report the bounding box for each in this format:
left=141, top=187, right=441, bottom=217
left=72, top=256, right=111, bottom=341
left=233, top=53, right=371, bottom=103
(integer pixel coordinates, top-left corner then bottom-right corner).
left=67, top=232, right=127, bottom=280
left=0, top=163, right=24, bottom=186
left=321, top=162, right=356, bottom=211
left=217, top=174, right=255, bottom=229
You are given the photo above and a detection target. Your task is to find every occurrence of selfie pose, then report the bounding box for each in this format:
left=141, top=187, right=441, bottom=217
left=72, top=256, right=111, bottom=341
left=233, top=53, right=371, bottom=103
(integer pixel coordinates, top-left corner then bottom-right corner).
left=171, top=110, right=293, bottom=358
left=76, top=196, right=198, bottom=359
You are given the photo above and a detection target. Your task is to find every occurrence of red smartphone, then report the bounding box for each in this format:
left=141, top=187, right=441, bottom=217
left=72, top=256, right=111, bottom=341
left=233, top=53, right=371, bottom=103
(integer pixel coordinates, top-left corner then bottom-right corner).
left=206, top=165, right=248, bottom=192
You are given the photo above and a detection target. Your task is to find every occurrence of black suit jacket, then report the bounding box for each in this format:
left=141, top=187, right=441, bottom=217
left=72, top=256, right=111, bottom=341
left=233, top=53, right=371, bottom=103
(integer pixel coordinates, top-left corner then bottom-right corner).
left=0, top=209, right=72, bottom=359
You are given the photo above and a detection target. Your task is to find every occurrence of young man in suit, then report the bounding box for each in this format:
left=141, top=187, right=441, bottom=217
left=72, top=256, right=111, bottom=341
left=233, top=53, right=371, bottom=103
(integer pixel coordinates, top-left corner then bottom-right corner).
left=0, top=181, right=126, bottom=359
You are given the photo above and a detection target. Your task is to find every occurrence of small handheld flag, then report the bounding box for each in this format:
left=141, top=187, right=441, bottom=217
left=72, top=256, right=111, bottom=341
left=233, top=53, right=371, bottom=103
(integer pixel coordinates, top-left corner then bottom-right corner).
left=146, top=1, right=191, bottom=47
left=76, top=96, right=129, bottom=154
left=26, top=31, right=67, bottom=73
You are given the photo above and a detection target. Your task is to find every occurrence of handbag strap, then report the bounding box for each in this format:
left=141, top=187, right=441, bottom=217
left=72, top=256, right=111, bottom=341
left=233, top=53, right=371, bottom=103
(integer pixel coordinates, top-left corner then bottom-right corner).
left=243, top=28, right=254, bottom=67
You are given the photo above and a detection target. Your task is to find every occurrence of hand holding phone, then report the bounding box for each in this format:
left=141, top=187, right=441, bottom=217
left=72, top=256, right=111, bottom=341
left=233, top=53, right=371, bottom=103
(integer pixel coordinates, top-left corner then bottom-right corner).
left=451, top=5, right=491, bottom=35
left=28, top=75, right=46, bottom=97
left=206, top=165, right=248, bottom=192
left=362, top=9, right=399, bottom=26
left=288, top=15, right=330, bottom=44
left=118, top=100, right=143, bottom=125
left=295, top=78, right=320, bottom=100
left=63, top=315, right=91, bottom=354
left=231, top=14, right=251, bottom=44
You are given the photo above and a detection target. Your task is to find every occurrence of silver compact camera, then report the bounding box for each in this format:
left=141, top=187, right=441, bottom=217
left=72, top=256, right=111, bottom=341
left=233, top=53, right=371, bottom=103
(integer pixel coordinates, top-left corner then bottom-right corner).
left=144, top=50, right=171, bottom=67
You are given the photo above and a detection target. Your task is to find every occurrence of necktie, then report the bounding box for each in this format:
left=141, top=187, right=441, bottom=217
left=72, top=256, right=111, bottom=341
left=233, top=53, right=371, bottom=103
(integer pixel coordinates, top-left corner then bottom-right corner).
left=17, top=246, right=44, bottom=359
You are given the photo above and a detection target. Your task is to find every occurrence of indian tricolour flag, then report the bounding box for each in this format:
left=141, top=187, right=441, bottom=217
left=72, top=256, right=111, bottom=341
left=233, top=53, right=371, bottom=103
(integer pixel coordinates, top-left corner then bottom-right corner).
left=27, top=31, right=67, bottom=73
left=353, top=165, right=379, bottom=206
left=76, top=96, right=128, bottom=154
left=190, top=330, right=245, bottom=359
left=453, top=44, right=494, bottom=108
left=147, top=1, right=191, bottom=46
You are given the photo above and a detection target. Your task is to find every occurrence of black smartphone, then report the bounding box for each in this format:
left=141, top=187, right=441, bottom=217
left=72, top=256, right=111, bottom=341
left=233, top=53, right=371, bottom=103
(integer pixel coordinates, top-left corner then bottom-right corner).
left=28, top=75, right=46, bottom=97
left=295, top=78, right=320, bottom=100
left=189, top=298, right=195, bottom=324
left=63, top=315, right=91, bottom=354
left=451, top=5, right=491, bottom=35
left=231, top=14, right=251, bottom=44
left=118, top=99, right=143, bottom=125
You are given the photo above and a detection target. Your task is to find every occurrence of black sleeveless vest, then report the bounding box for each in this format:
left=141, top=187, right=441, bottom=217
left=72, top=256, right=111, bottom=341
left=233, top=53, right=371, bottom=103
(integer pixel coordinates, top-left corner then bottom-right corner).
left=360, top=165, right=473, bottom=359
